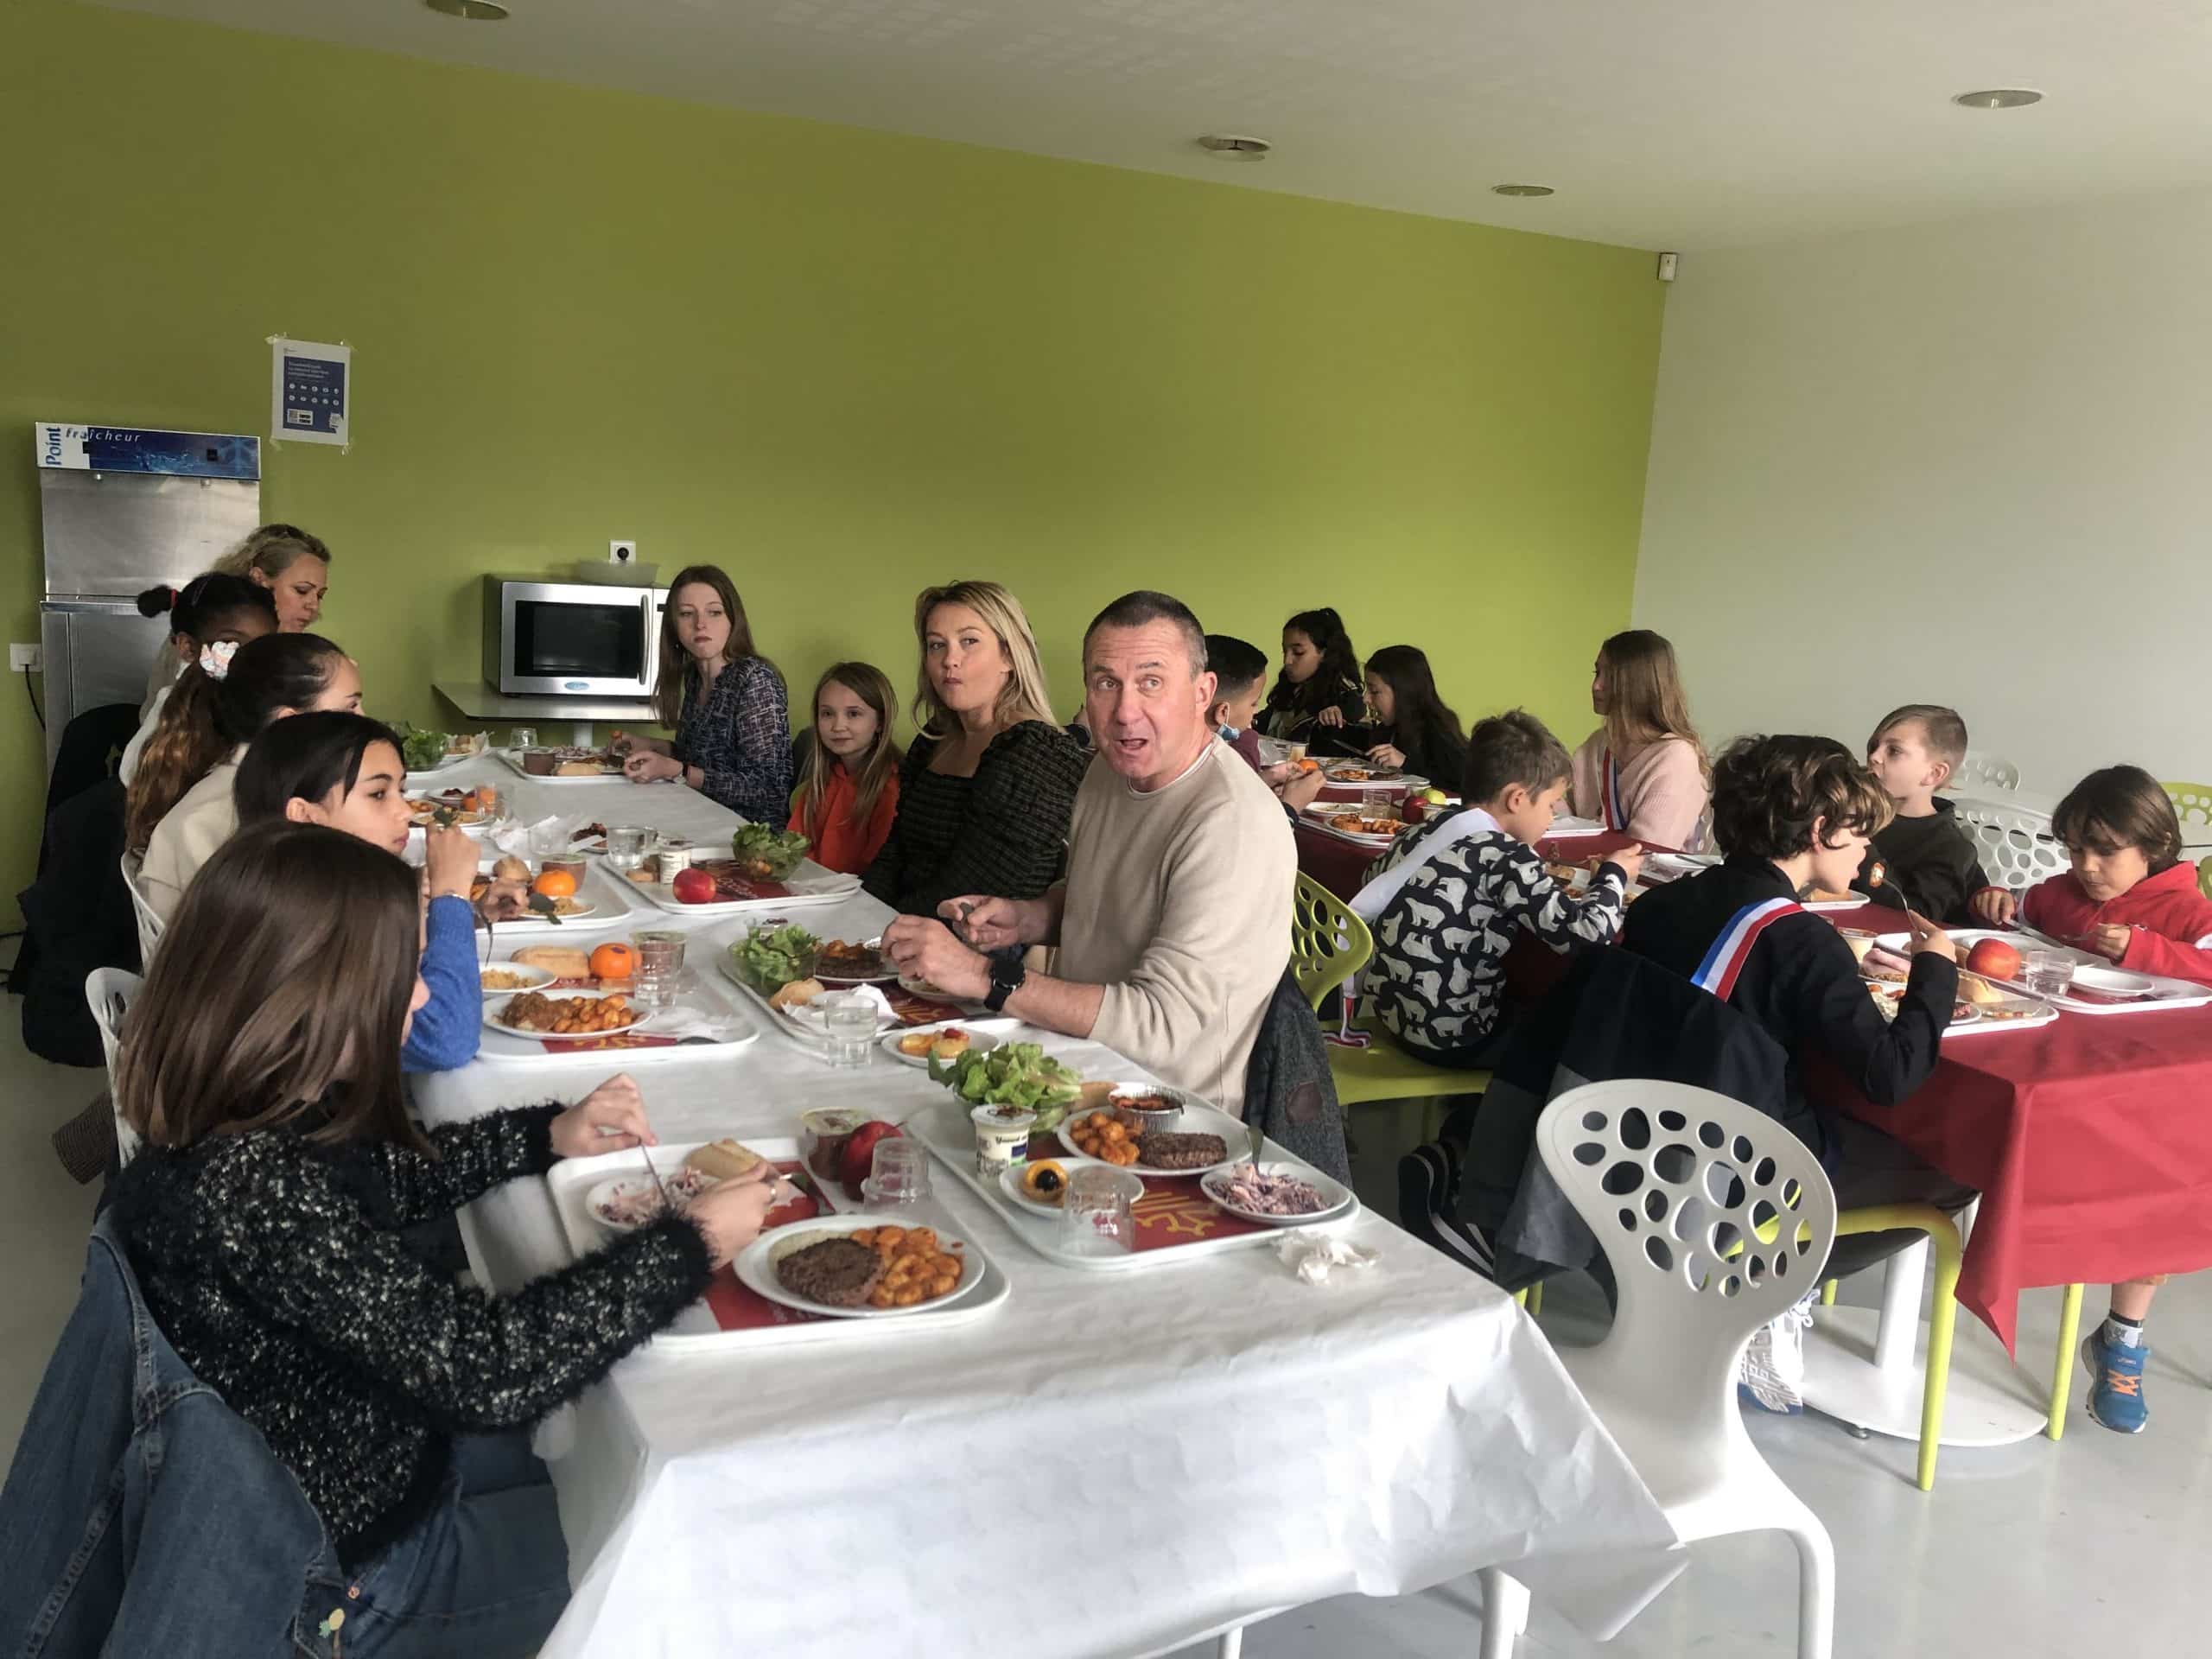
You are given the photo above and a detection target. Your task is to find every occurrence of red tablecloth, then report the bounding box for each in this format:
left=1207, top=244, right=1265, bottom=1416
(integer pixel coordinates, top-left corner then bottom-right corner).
left=1815, top=903, right=2212, bottom=1352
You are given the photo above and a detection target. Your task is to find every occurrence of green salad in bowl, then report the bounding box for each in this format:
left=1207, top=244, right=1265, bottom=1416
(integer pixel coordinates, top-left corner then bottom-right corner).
left=731, top=823, right=811, bottom=880
left=729, top=924, right=821, bottom=994
left=931, top=1042, right=1084, bottom=1131
left=398, top=723, right=455, bottom=773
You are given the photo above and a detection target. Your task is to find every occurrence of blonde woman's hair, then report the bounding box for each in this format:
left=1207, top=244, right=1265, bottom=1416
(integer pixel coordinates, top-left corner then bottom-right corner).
left=1598, top=629, right=1707, bottom=772
left=910, top=581, right=1056, bottom=741
left=798, top=662, right=904, bottom=844
left=215, top=523, right=332, bottom=582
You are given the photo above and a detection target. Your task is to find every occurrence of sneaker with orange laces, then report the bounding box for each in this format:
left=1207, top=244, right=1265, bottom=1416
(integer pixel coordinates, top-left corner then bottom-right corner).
left=2082, top=1325, right=2149, bottom=1434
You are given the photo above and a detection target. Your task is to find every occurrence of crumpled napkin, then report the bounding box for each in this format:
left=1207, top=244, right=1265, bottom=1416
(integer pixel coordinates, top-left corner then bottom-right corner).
left=489, top=815, right=592, bottom=861
left=629, top=1003, right=748, bottom=1042
left=1274, top=1233, right=1379, bottom=1285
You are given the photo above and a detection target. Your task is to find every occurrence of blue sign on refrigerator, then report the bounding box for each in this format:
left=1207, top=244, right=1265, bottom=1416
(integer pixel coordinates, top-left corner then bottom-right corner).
left=271, top=336, right=352, bottom=446
left=33, top=422, right=261, bottom=479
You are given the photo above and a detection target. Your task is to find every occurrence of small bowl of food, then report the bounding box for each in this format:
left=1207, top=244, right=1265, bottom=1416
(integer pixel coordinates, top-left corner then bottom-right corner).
left=479, top=961, right=557, bottom=994
left=1106, top=1084, right=1185, bottom=1139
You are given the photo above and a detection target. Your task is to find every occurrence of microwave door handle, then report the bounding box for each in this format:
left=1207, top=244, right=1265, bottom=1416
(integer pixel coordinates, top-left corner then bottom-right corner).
left=642, top=593, right=656, bottom=688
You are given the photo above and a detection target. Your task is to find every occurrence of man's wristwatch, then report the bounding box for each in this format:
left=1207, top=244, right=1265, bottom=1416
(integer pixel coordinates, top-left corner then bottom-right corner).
left=985, top=951, right=1027, bottom=1013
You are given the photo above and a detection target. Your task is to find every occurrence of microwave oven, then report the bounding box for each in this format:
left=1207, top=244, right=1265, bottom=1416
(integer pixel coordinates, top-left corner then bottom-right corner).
left=484, top=577, right=668, bottom=697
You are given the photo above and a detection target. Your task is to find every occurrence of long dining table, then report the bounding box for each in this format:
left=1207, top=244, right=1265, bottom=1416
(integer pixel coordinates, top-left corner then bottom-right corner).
left=404, top=753, right=1683, bottom=1658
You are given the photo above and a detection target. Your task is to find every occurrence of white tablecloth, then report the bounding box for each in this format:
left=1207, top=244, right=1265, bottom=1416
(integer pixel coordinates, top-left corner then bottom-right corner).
left=410, top=758, right=1682, bottom=1657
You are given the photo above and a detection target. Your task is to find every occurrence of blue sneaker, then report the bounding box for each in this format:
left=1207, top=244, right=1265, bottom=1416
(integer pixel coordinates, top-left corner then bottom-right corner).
left=2082, top=1328, right=2150, bottom=1433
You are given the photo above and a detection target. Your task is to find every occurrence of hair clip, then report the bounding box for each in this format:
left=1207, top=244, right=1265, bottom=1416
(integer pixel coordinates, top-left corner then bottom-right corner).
left=199, top=639, right=241, bottom=682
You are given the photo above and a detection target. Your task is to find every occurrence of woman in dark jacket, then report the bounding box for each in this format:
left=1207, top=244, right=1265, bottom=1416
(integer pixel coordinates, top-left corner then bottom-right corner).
left=105, top=823, right=778, bottom=1654
left=864, top=580, right=1088, bottom=916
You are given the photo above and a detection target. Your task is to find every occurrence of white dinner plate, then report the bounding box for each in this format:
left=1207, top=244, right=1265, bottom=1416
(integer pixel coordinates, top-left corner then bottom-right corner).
left=1199, top=1162, right=1356, bottom=1227
left=735, top=1215, right=988, bottom=1319
left=2069, top=964, right=2158, bottom=999
left=880, top=1025, right=1003, bottom=1068
left=816, top=945, right=898, bottom=984
left=482, top=987, right=642, bottom=1037
left=1058, top=1093, right=1247, bottom=1179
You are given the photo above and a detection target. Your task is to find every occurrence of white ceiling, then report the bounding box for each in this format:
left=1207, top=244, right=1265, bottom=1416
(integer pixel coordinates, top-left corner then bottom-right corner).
left=92, top=0, right=2212, bottom=249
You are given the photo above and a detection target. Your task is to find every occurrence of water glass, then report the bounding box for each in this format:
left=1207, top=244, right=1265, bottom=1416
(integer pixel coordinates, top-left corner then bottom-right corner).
left=631, top=930, right=688, bottom=1007
left=861, top=1138, right=932, bottom=1207
left=509, top=726, right=537, bottom=750
left=1057, top=1165, right=1143, bottom=1257
left=604, top=824, right=655, bottom=874
left=2023, top=950, right=2075, bottom=999
left=819, top=995, right=877, bottom=1069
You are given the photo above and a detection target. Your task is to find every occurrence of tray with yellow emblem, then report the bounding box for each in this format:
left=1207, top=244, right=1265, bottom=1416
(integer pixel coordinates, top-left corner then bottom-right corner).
left=906, top=1096, right=1362, bottom=1270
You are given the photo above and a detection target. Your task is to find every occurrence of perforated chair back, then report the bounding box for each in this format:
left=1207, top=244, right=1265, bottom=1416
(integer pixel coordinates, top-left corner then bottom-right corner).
left=1956, top=751, right=2021, bottom=791
left=119, top=852, right=163, bottom=967
left=2164, top=781, right=2212, bottom=833
left=84, top=968, right=144, bottom=1166
left=1290, top=873, right=1373, bottom=1012
left=1952, top=800, right=2069, bottom=891
left=1535, top=1079, right=1837, bottom=1445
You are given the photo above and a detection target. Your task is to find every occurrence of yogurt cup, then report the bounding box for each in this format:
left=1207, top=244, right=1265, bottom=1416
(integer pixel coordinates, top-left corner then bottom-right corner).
left=972, top=1104, right=1038, bottom=1179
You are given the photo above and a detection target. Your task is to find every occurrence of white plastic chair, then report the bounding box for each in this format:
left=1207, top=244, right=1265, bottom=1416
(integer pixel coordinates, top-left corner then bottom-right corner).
left=84, top=967, right=144, bottom=1167
left=1951, top=800, right=2069, bottom=892
left=1478, top=1080, right=1839, bottom=1659
left=1956, top=751, right=2020, bottom=791
left=120, top=851, right=163, bottom=966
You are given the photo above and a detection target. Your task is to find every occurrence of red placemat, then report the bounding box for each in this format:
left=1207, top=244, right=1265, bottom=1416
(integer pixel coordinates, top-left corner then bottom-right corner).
left=697, top=1166, right=832, bottom=1332
left=1022, top=1135, right=1272, bottom=1252
left=690, top=859, right=793, bottom=902
left=884, top=988, right=978, bottom=1027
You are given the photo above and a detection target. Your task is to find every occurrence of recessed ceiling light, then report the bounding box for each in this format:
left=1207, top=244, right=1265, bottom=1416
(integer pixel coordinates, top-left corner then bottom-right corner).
left=1491, top=183, right=1554, bottom=198
left=1197, top=134, right=1271, bottom=162
left=1953, top=88, right=2042, bottom=110
left=425, top=0, right=510, bottom=18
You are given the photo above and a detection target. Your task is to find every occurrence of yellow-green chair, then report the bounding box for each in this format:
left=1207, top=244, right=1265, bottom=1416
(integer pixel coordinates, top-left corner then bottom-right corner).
left=1811, top=1208, right=1964, bottom=1491
left=2164, top=780, right=2212, bottom=833
left=1291, top=874, right=1484, bottom=1143
left=2197, top=855, right=2212, bottom=903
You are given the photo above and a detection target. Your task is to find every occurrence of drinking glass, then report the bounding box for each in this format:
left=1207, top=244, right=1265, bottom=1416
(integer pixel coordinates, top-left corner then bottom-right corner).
left=604, top=825, right=654, bottom=874
left=820, top=995, right=877, bottom=1069
left=631, top=931, right=688, bottom=1007
left=509, top=726, right=537, bottom=751
left=2023, top=950, right=2075, bottom=999
left=1057, top=1166, right=1143, bottom=1257
left=861, top=1138, right=932, bottom=1207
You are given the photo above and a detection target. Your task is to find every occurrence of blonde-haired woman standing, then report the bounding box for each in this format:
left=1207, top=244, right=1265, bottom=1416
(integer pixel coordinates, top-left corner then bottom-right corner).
left=863, top=580, right=1088, bottom=917
left=1570, top=628, right=1712, bottom=851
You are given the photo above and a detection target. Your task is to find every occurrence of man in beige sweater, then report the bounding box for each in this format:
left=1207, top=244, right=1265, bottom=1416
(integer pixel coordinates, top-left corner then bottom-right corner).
left=882, top=591, right=1294, bottom=1116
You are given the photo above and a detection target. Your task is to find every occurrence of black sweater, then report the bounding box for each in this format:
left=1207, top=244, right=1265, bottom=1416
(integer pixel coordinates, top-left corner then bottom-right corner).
left=1851, top=798, right=1991, bottom=926
left=111, top=1105, right=714, bottom=1567
left=1620, top=856, right=1957, bottom=1147
left=861, top=720, right=1088, bottom=916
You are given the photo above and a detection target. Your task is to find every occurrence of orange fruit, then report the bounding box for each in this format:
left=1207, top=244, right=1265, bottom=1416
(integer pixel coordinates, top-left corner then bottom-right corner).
left=589, top=942, right=635, bottom=981
left=531, top=868, right=578, bottom=899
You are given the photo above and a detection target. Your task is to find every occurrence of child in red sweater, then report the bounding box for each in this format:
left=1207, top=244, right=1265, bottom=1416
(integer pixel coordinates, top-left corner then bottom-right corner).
left=789, top=663, right=903, bottom=875
left=1972, top=766, right=2212, bottom=1433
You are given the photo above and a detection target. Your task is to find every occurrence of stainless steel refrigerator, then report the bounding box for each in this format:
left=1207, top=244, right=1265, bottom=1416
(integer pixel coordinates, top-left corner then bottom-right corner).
left=35, top=422, right=262, bottom=777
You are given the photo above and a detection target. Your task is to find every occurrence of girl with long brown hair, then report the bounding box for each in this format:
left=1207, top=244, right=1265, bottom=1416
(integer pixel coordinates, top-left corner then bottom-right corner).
left=861, top=580, right=1087, bottom=916
left=610, top=564, right=792, bottom=825
left=130, top=632, right=363, bottom=922
left=788, top=662, right=904, bottom=874
left=1570, top=628, right=1712, bottom=851
left=105, top=822, right=777, bottom=1649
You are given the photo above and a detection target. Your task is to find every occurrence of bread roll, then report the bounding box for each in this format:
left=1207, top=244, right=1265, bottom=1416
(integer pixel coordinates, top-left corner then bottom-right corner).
left=684, top=1138, right=764, bottom=1181
left=510, top=945, right=590, bottom=978
left=767, top=976, right=825, bottom=1012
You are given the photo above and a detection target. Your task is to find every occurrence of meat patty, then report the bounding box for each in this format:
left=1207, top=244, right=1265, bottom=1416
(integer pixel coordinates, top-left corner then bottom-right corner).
left=1136, top=1132, right=1228, bottom=1170
left=776, top=1236, right=883, bottom=1306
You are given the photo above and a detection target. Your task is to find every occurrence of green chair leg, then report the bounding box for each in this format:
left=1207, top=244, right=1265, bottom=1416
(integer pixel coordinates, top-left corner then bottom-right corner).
left=1512, top=1287, right=1529, bottom=1309
left=1820, top=1278, right=1838, bottom=1307
left=1917, top=1226, right=1964, bottom=1492
left=1526, top=1281, right=1544, bottom=1318
left=2048, top=1283, right=2085, bottom=1441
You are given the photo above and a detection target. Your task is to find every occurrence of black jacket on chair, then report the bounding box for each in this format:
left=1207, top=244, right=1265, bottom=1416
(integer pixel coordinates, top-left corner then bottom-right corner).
left=1241, top=972, right=1351, bottom=1183
left=1457, top=946, right=1793, bottom=1287
left=17, top=779, right=138, bottom=1066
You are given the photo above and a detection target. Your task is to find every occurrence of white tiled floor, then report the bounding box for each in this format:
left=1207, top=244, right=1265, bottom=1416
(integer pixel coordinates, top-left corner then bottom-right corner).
left=4, top=976, right=2207, bottom=1656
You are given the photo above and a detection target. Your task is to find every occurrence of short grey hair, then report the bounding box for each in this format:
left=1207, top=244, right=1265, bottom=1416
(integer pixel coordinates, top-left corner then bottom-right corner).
left=1083, top=590, right=1207, bottom=676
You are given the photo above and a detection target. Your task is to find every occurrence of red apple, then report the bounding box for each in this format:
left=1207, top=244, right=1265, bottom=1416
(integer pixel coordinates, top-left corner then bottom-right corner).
left=839, top=1119, right=901, bottom=1185
left=671, top=866, right=715, bottom=905
left=1966, top=938, right=2021, bottom=982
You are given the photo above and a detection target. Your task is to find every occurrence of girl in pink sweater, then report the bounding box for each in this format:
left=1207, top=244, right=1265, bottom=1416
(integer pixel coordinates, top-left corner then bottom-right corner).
left=1569, top=629, right=1712, bottom=852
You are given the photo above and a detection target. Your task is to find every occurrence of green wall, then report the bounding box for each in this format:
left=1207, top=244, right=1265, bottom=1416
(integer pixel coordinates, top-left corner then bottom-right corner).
left=0, top=2, right=1664, bottom=925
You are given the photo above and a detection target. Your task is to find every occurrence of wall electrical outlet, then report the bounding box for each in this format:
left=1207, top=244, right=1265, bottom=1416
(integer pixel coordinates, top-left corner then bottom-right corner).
left=609, top=539, right=638, bottom=564
left=9, top=644, right=41, bottom=673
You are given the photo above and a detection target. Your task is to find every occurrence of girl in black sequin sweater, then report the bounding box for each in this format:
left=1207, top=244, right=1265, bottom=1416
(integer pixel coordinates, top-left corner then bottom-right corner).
left=107, top=824, right=778, bottom=1612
